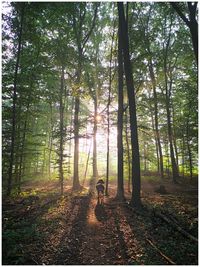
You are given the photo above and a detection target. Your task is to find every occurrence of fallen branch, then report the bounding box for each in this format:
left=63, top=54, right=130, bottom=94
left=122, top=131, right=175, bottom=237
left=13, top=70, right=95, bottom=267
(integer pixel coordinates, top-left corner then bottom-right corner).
left=146, top=238, right=176, bottom=265
left=125, top=202, right=198, bottom=243
left=155, top=211, right=198, bottom=243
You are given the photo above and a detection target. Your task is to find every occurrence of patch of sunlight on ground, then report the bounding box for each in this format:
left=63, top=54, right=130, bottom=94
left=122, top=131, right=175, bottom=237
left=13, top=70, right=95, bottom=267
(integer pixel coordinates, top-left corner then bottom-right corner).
left=87, top=203, right=98, bottom=225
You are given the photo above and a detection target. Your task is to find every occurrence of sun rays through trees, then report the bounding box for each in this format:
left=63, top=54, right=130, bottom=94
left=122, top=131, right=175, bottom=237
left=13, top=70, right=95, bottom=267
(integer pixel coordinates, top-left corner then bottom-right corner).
left=2, top=1, right=198, bottom=265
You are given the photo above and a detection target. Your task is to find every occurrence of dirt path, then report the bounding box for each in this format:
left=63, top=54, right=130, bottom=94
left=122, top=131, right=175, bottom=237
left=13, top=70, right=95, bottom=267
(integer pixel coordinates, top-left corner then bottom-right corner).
left=34, top=194, right=173, bottom=265
left=3, top=181, right=198, bottom=265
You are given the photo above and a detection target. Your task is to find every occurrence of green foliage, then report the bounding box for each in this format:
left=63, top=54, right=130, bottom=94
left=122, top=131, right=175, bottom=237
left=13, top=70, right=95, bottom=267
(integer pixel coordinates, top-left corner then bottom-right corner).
left=3, top=224, right=39, bottom=264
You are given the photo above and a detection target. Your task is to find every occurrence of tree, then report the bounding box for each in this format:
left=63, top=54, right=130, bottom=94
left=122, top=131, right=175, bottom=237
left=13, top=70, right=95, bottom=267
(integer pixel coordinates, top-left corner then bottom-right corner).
left=118, top=2, right=141, bottom=207
left=6, top=3, right=25, bottom=196
left=71, top=3, right=99, bottom=190
left=116, top=13, right=125, bottom=201
left=170, top=2, right=198, bottom=64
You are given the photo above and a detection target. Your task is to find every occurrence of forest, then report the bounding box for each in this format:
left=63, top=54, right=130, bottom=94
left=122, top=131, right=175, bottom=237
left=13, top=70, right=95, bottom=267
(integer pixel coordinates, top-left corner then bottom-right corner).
left=2, top=1, right=198, bottom=265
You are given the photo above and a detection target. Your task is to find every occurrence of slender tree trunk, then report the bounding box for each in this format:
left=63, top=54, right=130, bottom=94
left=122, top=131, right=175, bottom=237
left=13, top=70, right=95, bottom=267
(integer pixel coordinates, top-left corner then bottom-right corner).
left=164, top=56, right=179, bottom=183
left=93, top=100, right=98, bottom=179
left=118, top=2, right=141, bottom=207
left=172, top=104, right=179, bottom=172
left=7, top=3, right=25, bottom=196
left=165, top=141, right=170, bottom=178
left=181, top=133, right=185, bottom=178
left=59, top=66, right=65, bottom=195
left=73, top=55, right=81, bottom=190
left=48, top=102, right=53, bottom=179
left=73, top=95, right=81, bottom=190
left=148, top=61, right=164, bottom=178
left=150, top=109, right=160, bottom=174
left=69, top=97, right=74, bottom=177
left=144, top=141, right=147, bottom=173
left=105, top=23, right=115, bottom=196
left=106, top=102, right=110, bottom=196
left=83, top=141, right=91, bottom=186
left=18, top=101, right=30, bottom=193
left=116, top=19, right=125, bottom=201
left=125, top=109, right=131, bottom=193
left=186, top=119, right=193, bottom=180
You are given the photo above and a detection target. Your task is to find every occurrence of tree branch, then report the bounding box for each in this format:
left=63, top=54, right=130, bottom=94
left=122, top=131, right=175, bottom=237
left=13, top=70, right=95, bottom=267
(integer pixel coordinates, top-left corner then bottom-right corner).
left=82, top=3, right=99, bottom=50
left=170, top=3, right=190, bottom=26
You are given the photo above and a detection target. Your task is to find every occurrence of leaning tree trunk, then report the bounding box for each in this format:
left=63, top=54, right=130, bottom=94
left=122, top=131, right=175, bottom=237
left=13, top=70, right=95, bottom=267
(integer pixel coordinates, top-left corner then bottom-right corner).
left=7, top=3, right=25, bottom=196
left=118, top=2, right=141, bottom=207
left=170, top=2, right=198, bottom=64
left=116, top=19, right=125, bottom=201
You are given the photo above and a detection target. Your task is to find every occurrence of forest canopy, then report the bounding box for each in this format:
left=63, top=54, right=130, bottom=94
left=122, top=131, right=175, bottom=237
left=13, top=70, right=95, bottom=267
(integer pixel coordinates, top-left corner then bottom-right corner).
left=2, top=1, right=198, bottom=265
left=2, top=1, right=198, bottom=197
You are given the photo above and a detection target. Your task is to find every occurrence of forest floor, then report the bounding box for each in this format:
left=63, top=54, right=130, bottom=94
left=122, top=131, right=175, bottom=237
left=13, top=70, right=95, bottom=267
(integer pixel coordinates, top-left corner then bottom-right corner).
left=2, top=176, right=198, bottom=265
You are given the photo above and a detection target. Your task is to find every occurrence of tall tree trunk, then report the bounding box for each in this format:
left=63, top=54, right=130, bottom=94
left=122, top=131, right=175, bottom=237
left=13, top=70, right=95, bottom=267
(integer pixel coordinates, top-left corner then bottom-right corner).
left=59, top=66, right=65, bottom=195
left=118, top=2, right=141, bottom=207
left=148, top=61, right=164, bottom=178
left=143, top=141, right=147, bottom=173
left=7, top=3, right=25, bottom=196
left=73, top=54, right=81, bottom=190
left=18, top=101, right=30, bottom=193
left=186, top=118, right=193, bottom=180
left=93, top=100, right=98, bottom=179
left=105, top=22, right=115, bottom=196
left=48, top=102, right=53, bottom=179
left=73, top=95, right=81, bottom=190
left=106, top=101, right=110, bottom=196
left=116, top=19, right=125, bottom=201
left=125, top=109, right=131, bottom=193
left=181, top=132, right=185, bottom=178
left=150, top=109, right=160, bottom=174
left=165, top=91, right=179, bottom=183
left=163, top=43, right=179, bottom=183
left=69, top=97, right=74, bottom=177
left=84, top=142, right=91, bottom=185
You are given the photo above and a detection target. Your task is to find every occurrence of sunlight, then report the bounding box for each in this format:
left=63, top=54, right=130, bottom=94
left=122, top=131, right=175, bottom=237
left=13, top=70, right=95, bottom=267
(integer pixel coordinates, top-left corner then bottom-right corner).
left=95, top=114, right=102, bottom=123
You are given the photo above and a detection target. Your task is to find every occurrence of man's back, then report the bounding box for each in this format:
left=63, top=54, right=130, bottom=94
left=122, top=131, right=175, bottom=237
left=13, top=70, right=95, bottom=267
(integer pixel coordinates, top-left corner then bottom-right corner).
left=96, top=183, right=104, bottom=193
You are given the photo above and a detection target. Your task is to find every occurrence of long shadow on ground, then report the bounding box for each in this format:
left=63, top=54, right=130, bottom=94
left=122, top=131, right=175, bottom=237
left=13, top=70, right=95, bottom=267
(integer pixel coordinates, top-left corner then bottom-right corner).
left=53, top=195, right=91, bottom=265
left=94, top=203, right=108, bottom=222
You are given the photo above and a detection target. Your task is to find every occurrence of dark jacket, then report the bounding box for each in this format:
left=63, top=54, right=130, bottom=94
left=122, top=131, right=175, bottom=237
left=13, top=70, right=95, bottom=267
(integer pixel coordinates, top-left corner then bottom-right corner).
left=96, top=183, right=104, bottom=193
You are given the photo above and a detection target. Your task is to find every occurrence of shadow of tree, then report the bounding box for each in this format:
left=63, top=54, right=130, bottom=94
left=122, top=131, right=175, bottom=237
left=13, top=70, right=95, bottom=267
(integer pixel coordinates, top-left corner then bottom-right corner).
left=52, top=195, right=91, bottom=265
left=94, top=203, right=108, bottom=222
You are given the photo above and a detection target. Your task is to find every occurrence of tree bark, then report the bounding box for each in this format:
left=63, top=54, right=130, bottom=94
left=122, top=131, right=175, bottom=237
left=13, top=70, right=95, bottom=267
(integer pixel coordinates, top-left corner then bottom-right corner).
left=116, top=19, right=125, bottom=201
left=163, top=31, right=179, bottom=183
left=148, top=60, right=164, bottom=178
left=7, top=3, right=25, bottom=196
left=105, top=25, right=115, bottom=196
left=93, top=100, right=98, bottom=179
left=73, top=96, right=81, bottom=190
left=186, top=118, right=193, bottom=180
left=125, top=109, right=131, bottom=193
left=118, top=2, right=141, bottom=207
left=59, top=65, right=65, bottom=195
